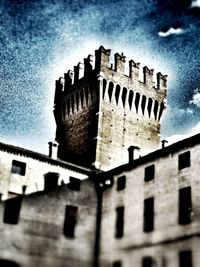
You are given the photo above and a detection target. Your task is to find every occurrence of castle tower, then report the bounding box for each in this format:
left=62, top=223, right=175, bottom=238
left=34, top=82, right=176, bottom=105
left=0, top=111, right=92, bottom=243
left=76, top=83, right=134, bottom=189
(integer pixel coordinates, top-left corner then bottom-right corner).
left=53, top=46, right=167, bottom=171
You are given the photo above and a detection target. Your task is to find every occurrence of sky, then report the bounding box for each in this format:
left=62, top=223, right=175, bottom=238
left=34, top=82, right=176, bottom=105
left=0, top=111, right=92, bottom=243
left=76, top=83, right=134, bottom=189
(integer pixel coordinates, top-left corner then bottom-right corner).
left=0, top=0, right=200, bottom=155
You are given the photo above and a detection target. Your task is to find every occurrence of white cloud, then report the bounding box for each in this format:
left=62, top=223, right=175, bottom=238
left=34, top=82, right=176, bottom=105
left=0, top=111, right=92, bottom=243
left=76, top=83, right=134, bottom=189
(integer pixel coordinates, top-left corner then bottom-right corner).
left=190, top=89, right=200, bottom=107
left=191, top=0, right=200, bottom=8
left=165, top=121, right=200, bottom=145
left=158, top=27, right=184, bottom=37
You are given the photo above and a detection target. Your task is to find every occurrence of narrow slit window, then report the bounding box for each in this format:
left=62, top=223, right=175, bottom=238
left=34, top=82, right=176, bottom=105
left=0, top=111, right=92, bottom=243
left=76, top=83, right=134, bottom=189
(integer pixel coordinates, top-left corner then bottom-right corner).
left=178, top=151, right=190, bottom=170
left=115, top=85, right=120, bottom=104
left=108, top=82, right=114, bottom=102
left=153, top=100, right=159, bottom=120
left=147, top=98, right=153, bottom=118
left=141, top=95, right=147, bottom=115
left=135, top=92, right=140, bottom=113
left=179, top=187, right=192, bottom=225
left=11, top=160, right=26, bottom=176
left=158, top=102, right=164, bottom=121
left=143, top=197, right=154, bottom=232
left=117, top=176, right=126, bottom=191
left=128, top=90, right=134, bottom=110
left=103, top=79, right=107, bottom=99
left=115, top=206, right=124, bottom=238
left=144, top=165, right=155, bottom=182
left=122, top=87, right=127, bottom=107
left=63, top=205, right=78, bottom=238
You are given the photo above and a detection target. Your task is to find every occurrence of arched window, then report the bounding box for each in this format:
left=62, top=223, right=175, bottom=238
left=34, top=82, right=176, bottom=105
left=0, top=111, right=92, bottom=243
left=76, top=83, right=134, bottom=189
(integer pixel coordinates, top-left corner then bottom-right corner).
left=102, top=79, right=107, bottom=99
left=0, top=259, right=20, bottom=267
left=141, top=95, right=147, bottom=115
left=128, top=90, right=134, bottom=110
left=153, top=100, right=159, bottom=120
left=158, top=102, right=165, bottom=121
left=135, top=92, right=140, bottom=113
left=115, top=85, right=121, bottom=105
left=147, top=98, right=153, bottom=118
left=122, top=87, right=127, bottom=107
left=108, top=82, right=114, bottom=102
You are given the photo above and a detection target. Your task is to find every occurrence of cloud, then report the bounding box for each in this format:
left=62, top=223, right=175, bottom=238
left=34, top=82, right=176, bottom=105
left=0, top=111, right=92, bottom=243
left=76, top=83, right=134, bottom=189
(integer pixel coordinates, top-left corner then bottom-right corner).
left=158, top=27, right=185, bottom=37
left=189, top=89, right=200, bottom=107
left=191, top=0, right=200, bottom=8
left=165, top=121, right=200, bottom=145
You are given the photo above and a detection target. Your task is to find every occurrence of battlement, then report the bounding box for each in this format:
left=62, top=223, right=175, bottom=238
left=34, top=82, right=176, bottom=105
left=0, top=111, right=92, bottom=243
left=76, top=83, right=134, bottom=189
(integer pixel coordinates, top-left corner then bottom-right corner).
left=55, top=46, right=167, bottom=92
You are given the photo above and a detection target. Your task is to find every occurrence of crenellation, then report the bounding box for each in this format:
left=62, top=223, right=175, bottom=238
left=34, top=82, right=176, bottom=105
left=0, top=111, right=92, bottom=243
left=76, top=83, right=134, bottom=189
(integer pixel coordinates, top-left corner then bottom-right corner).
left=64, top=70, right=73, bottom=92
left=74, top=62, right=83, bottom=82
left=95, top=46, right=111, bottom=71
left=157, top=72, right=168, bottom=90
left=129, top=60, right=140, bottom=79
left=143, top=66, right=154, bottom=85
left=84, top=55, right=93, bottom=77
left=114, top=52, right=126, bottom=73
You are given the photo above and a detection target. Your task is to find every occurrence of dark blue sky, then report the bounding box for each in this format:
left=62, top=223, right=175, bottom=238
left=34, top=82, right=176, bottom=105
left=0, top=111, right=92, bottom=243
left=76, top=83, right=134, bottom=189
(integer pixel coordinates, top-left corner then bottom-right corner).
left=1, top=0, right=200, bottom=153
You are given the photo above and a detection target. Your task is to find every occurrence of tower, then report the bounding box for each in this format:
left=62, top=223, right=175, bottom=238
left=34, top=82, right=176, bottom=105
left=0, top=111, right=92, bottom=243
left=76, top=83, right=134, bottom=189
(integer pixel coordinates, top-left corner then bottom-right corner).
left=54, top=46, right=167, bottom=171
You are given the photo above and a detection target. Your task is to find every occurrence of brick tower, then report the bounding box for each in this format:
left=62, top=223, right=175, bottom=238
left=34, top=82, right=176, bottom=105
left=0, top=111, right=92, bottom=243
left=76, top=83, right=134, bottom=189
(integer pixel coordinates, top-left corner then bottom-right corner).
left=53, top=46, right=167, bottom=171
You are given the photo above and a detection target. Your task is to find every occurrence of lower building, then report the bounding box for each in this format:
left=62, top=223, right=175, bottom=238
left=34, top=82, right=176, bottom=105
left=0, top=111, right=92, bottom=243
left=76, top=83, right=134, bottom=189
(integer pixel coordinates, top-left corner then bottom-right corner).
left=0, top=133, right=199, bottom=267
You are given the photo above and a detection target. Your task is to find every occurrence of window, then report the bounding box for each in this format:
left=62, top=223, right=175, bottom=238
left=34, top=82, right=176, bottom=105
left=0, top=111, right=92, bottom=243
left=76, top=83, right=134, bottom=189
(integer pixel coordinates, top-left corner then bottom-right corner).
left=178, top=151, right=190, bottom=170
left=4, top=196, right=22, bottom=224
left=67, top=177, right=81, bottom=191
left=179, top=250, right=192, bottom=267
left=11, top=160, right=26, bottom=176
left=143, top=197, right=154, bottom=232
left=63, top=205, right=78, bottom=238
left=144, top=165, right=155, bottom=182
left=115, top=206, right=124, bottom=238
left=0, top=260, right=20, bottom=267
left=117, top=176, right=126, bottom=191
left=179, top=187, right=192, bottom=225
left=113, top=261, right=122, bottom=267
left=44, top=172, right=59, bottom=192
left=142, top=256, right=154, bottom=267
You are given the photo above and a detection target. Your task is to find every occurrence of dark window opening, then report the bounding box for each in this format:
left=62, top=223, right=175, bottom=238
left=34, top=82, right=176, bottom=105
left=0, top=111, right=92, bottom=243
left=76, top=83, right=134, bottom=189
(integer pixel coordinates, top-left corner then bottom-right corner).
left=179, top=250, right=192, bottom=267
left=158, top=102, right=164, bottom=121
left=80, top=90, right=84, bottom=108
left=147, top=98, right=153, bottom=118
left=4, top=196, right=22, bottom=225
left=179, top=187, right=192, bottom=225
left=108, top=82, right=114, bottom=102
left=115, top=206, right=124, bottom=238
left=0, top=260, right=20, bottom=267
left=142, top=256, right=154, bottom=267
left=44, top=172, right=59, bottom=192
left=103, top=79, right=107, bottom=99
left=11, top=160, right=26, bottom=176
left=71, top=95, right=75, bottom=113
left=153, top=100, right=159, bottom=120
left=141, top=95, right=147, bottom=115
left=144, top=165, right=155, bottom=182
left=85, top=87, right=89, bottom=105
left=63, top=205, right=78, bottom=238
left=113, top=261, right=122, bottom=267
left=115, top=85, right=121, bottom=104
left=128, top=90, right=134, bottom=110
left=178, top=151, right=190, bottom=170
left=135, top=92, right=140, bottom=113
left=122, top=87, right=127, bottom=107
left=76, top=92, right=79, bottom=111
left=117, top=176, right=126, bottom=191
left=67, top=177, right=81, bottom=191
left=144, top=197, right=154, bottom=232
left=67, top=98, right=70, bottom=115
